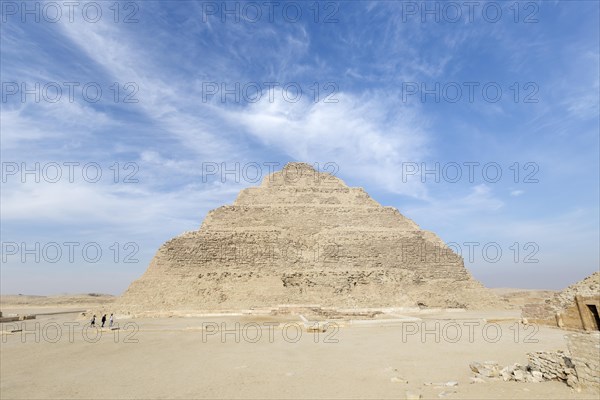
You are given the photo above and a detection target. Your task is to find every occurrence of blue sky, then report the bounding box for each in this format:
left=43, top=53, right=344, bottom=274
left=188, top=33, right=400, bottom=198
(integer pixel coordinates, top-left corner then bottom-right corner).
left=1, top=0, right=598, bottom=295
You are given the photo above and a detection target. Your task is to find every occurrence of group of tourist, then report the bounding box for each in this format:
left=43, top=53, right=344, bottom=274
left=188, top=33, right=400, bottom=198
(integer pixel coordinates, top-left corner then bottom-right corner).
left=90, top=313, right=114, bottom=328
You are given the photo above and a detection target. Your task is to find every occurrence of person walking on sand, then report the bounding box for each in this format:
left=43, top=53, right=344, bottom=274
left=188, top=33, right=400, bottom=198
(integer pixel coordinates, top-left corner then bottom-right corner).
left=109, top=313, right=114, bottom=328
left=90, top=315, right=96, bottom=327
left=101, top=314, right=107, bottom=328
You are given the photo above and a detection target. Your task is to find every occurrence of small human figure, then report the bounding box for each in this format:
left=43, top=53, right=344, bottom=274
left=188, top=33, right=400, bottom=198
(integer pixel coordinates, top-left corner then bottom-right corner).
left=90, top=315, right=96, bottom=327
left=101, top=314, right=107, bottom=328
left=109, top=313, right=114, bottom=328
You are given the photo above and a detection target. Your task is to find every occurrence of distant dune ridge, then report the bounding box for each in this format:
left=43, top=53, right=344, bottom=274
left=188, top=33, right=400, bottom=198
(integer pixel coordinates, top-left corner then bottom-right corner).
left=118, top=162, right=499, bottom=312
left=0, top=293, right=115, bottom=307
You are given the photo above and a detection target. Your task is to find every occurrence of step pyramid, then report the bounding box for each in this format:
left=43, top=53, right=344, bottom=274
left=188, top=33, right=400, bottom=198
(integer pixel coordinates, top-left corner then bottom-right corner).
left=119, top=162, right=497, bottom=311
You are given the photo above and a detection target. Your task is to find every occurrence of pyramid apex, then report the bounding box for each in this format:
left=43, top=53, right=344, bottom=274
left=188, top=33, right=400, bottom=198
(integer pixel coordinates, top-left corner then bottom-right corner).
left=257, top=162, right=337, bottom=187
left=282, top=162, right=318, bottom=172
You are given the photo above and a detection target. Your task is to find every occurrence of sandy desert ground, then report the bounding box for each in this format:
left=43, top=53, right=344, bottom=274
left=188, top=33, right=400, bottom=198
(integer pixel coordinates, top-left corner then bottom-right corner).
left=1, top=294, right=598, bottom=400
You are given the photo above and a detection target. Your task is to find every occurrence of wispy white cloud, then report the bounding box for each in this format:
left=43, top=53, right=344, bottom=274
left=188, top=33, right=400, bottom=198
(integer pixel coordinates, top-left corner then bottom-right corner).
left=227, top=89, right=431, bottom=198
left=52, top=15, right=240, bottom=160
left=1, top=102, right=112, bottom=152
left=1, top=178, right=243, bottom=236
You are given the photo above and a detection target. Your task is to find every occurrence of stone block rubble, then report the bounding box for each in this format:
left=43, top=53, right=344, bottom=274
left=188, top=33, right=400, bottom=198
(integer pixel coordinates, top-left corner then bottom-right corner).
left=469, top=352, right=579, bottom=389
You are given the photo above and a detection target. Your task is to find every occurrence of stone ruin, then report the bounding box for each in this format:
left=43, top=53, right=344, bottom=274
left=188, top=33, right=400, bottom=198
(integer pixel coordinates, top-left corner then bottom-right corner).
left=522, top=271, right=600, bottom=330
left=567, top=331, right=600, bottom=388
left=469, top=355, right=578, bottom=387
left=469, top=332, right=600, bottom=390
left=513, top=272, right=600, bottom=391
left=118, top=162, right=498, bottom=312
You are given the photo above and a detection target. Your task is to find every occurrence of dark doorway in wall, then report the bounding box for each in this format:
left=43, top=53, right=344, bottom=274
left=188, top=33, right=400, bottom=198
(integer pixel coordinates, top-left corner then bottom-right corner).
left=587, top=304, right=600, bottom=330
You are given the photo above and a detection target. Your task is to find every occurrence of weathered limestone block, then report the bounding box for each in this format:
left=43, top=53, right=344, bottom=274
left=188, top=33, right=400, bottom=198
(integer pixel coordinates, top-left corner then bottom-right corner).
left=567, top=332, right=600, bottom=388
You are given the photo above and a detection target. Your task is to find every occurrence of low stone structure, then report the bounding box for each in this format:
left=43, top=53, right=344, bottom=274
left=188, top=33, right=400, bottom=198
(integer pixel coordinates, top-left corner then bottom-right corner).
left=269, top=305, right=382, bottom=319
left=521, top=302, right=554, bottom=324
left=522, top=272, right=600, bottom=330
left=0, top=313, right=35, bottom=323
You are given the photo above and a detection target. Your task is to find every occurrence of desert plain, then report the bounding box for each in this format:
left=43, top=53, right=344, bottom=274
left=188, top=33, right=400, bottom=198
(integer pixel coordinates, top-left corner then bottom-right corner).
left=1, top=291, right=598, bottom=400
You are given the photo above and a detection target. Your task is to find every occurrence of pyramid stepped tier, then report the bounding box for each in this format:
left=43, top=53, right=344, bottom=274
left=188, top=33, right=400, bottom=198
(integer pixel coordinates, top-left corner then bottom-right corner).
left=119, top=163, right=498, bottom=311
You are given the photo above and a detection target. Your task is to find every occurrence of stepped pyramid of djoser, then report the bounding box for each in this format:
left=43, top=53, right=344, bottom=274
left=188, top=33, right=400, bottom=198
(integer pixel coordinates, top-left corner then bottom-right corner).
left=119, top=163, right=496, bottom=311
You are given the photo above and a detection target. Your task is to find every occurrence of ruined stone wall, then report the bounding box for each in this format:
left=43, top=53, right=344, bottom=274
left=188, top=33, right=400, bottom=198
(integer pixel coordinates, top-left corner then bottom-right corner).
left=521, top=303, right=555, bottom=325
left=471, top=337, right=599, bottom=389
left=567, top=332, right=600, bottom=388
left=527, top=351, right=578, bottom=387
